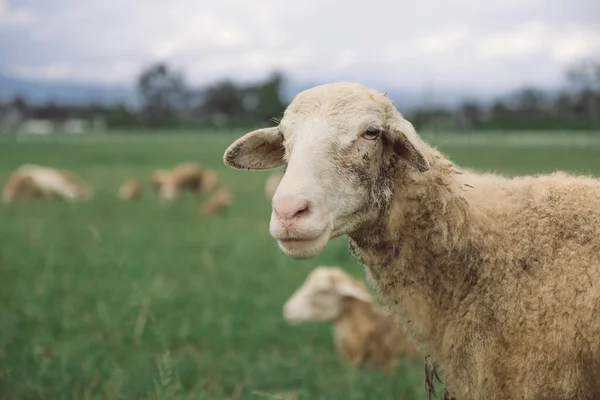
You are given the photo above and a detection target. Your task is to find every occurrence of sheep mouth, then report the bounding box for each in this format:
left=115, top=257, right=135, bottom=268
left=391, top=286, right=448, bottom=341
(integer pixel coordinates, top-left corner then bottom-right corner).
left=277, top=232, right=330, bottom=259
left=279, top=238, right=316, bottom=246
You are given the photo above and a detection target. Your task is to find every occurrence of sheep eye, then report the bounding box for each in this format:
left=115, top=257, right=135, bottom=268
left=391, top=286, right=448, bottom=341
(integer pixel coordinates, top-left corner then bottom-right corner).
left=361, top=127, right=380, bottom=140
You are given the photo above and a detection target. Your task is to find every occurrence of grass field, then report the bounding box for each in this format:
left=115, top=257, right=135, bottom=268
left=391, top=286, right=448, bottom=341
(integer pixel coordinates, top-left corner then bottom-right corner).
left=1, top=131, right=600, bottom=400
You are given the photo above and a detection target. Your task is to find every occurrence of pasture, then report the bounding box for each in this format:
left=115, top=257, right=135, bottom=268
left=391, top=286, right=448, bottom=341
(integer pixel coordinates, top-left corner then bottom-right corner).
left=1, top=131, right=599, bottom=400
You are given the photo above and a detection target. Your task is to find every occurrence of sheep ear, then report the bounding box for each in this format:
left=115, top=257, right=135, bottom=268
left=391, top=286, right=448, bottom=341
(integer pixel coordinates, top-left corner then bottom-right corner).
left=387, top=115, right=430, bottom=173
left=336, top=280, right=373, bottom=303
left=223, top=127, right=285, bottom=170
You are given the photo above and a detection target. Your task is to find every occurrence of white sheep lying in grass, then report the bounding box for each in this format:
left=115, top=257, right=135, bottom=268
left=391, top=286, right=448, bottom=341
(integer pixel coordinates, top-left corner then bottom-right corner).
left=152, top=162, right=208, bottom=201
left=223, top=82, right=600, bottom=399
left=2, top=164, right=92, bottom=203
left=284, top=266, right=422, bottom=371
left=198, top=187, right=233, bottom=215
left=200, top=168, right=219, bottom=193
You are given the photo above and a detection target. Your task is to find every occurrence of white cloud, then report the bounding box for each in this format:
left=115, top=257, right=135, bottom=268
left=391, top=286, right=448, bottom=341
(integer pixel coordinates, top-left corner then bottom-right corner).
left=0, top=0, right=35, bottom=28
left=476, top=21, right=600, bottom=67
left=478, top=21, right=548, bottom=60
left=551, top=32, right=600, bottom=63
left=333, top=50, right=357, bottom=68
left=150, top=13, right=248, bottom=59
left=241, top=47, right=312, bottom=71
left=264, top=32, right=286, bottom=48
left=417, top=26, right=471, bottom=55
left=1, top=0, right=599, bottom=95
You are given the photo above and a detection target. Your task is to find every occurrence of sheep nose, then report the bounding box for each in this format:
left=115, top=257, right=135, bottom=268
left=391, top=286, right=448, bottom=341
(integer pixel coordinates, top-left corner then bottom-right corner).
left=272, top=196, right=310, bottom=222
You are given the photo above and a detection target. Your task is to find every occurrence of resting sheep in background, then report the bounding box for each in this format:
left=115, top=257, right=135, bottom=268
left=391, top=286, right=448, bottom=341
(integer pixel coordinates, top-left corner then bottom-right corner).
left=265, top=172, right=284, bottom=200
left=2, top=164, right=92, bottom=204
left=283, top=266, right=422, bottom=371
left=199, top=187, right=233, bottom=215
left=223, top=82, right=600, bottom=399
left=152, top=162, right=205, bottom=201
left=200, top=168, right=219, bottom=193
left=118, top=180, right=142, bottom=201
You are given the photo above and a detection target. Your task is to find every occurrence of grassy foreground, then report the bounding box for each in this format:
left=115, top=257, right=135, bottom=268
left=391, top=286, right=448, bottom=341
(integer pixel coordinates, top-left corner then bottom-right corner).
left=0, top=131, right=599, bottom=400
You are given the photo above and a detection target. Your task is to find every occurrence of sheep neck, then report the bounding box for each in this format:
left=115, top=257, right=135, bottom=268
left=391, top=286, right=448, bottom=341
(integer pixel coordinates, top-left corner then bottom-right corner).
left=348, top=144, right=483, bottom=349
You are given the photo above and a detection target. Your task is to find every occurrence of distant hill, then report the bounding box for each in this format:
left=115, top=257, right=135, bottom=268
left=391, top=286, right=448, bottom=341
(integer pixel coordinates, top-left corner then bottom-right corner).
left=0, top=72, right=500, bottom=110
left=0, top=73, right=137, bottom=106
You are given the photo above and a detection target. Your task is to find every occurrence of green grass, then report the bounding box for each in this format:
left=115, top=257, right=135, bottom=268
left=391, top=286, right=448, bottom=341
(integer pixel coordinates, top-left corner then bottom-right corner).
left=1, top=131, right=600, bottom=400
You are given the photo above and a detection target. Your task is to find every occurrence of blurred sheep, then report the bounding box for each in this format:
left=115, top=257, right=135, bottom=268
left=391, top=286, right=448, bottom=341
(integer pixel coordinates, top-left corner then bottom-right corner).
left=2, top=164, right=92, bottom=204
left=152, top=162, right=205, bottom=201
left=200, top=168, right=219, bottom=193
left=283, top=266, right=422, bottom=371
left=199, top=187, right=233, bottom=215
left=118, top=180, right=142, bottom=201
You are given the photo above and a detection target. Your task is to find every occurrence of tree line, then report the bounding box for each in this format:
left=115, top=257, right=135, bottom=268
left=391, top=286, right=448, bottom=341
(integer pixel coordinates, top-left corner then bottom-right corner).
left=1, top=58, right=598, bottom=132
left=416, top=58, right=600, bottom=131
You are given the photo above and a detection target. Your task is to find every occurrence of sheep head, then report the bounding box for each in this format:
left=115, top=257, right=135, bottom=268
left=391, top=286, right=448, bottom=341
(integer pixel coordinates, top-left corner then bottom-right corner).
left=223, top=82, right=430, bottom=259
left=283, top=266, right=373, bottom=324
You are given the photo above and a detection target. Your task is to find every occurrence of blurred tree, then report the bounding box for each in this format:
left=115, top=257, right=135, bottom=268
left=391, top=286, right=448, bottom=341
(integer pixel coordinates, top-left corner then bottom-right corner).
left=552, top=91, right=581, bottom=128
left=200, top=80, right=245, bottom=128
left=408, top=108, right=454, bottom=132
left=458, top=101, right=482, bottom=128
left=0, top=96, right=28, bottom=131
left=33, top=101, right=69, bottom=120
left=490, top=100, right=509, bottom=116
left=554, top=91, right=573, bottom=112
left=566, top=59, right=600, bottom=128
left=567, top=59, right=600, bottom=90
left=513, top=87, right=546, bottom=111
left=137, top=62, right=190, bottom=128
left=247, top=71, right=287, bottom=125
left=104, top=104, right=142, bottom=129
left=9, top=95, right=27, bottom=112
left=199, top=72, right=288, bottom=129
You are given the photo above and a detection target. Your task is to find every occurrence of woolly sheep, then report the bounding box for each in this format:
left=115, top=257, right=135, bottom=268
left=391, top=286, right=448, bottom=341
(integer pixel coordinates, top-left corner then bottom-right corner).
left=199, top=187, right=233, bottom=215
left=223, top=82, right=600, bottom=399
left=2, top=164, right=92, bottom=203
left=118, top=180, right=142, bottom=201
left=283, top=266, right=422, bottom=371
left=265, top=172, right=284, bottom=200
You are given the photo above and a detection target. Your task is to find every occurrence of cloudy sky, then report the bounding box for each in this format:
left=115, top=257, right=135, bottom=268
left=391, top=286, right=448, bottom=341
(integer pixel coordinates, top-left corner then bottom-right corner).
left=0, top=0, right=599, bottom=95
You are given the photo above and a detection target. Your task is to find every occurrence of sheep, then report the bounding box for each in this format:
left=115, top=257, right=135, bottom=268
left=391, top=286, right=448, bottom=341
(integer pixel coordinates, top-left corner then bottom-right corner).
left=151, top=168, right=170, bottom=191
left=152, top=162, right=204, bottom=201
left=283, top=266, right=422, bottom=371
left=2, top=164, right=92, bottom=203
left=222, top=82, right=600, bottom=400
left=200, top=168, right=219, bottom=193
left=265, top=172, right=284, bottom=200
left=199, top=187, right=233, bottom=215
left=118, top=180, right=142, bottom=201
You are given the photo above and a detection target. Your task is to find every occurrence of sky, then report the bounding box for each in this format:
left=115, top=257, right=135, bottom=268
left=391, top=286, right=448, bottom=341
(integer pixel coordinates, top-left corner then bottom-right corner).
left=0, top=0, right=599, bottom=96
